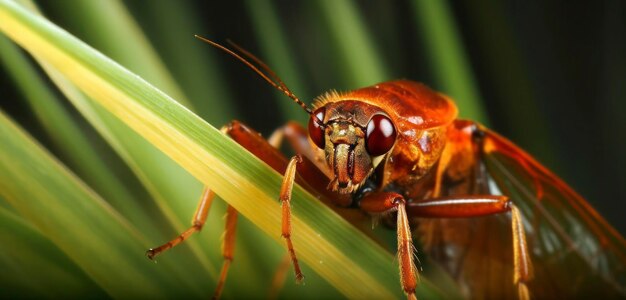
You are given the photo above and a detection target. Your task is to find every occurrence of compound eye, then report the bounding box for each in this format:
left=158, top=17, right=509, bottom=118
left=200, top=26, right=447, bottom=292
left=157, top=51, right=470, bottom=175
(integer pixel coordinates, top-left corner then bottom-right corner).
left=308, top=107, right=326, bottom=149
left=366, top=114, right=396, bottom=156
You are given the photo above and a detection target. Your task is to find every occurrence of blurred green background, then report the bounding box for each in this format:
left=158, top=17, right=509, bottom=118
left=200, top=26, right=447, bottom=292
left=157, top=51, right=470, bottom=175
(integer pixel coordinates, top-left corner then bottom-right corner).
left=0, top=0, right=624, bottom=298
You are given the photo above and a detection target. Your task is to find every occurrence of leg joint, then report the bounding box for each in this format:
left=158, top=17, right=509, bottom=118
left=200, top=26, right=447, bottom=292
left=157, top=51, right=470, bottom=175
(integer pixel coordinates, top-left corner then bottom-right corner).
left=192, top=222, right=204, bottom=230
left=392, top=196, right=405, bottom=207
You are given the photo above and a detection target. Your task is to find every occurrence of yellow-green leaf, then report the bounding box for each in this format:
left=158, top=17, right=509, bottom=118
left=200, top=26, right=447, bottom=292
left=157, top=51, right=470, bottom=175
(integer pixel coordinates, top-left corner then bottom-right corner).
left=0, top=0, right=457, bottom=298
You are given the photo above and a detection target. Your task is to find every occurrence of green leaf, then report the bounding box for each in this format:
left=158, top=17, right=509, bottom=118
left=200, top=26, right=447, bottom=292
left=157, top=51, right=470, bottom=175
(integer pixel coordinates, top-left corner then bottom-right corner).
left=10, top=0, right=221, bottom=290
left=0, top=205, right=107, bottom=298
left=31, top=0, right=192, bottom=108
left=314, top=0, right=390, bottom=87
left=121, top=0, right=237, bottom=123
left=245, top=0, right=310, bottom=124
left=0, top=110, right=201, bottom=298
left=0, top=0, right=454, bottom=298
left=0, top=33, right=161, bottom=246
left=410, top=0, right=488, bottom=122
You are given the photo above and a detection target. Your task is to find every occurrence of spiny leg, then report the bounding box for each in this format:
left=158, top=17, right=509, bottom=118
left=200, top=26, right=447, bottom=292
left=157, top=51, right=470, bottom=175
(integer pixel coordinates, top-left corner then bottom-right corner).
left=267, top=123, right=354, bottom=294
left=145, top=122, right=285, bottom=294
left=280, top=155, right=304, bottom=283
left=444, top=120, right=535, bottom=298
left=217, top=122, right=304, bottom=294
left=229, top=122, right=313, bottom=288
left=213, top=205, right=238, bottom=299
left=229, top=121, right=333, bottom=283
left=408, top=196, right=533, bottom=300
left=146, top=187, right=215, bottom=259
left=397, top=201, right=419, bottom=300
left=270, top=122, right=356, bottom=284
left=360, top=192, right=418, bottom=300
left=266, top=124, right=308, bottom=296
left=474, top=124, right=535, bottom=298
left=511, top=205, right=533, bottom=300
left=146, top=121, right=325, bottom=296
left=146, top=124, right=236, bottom=258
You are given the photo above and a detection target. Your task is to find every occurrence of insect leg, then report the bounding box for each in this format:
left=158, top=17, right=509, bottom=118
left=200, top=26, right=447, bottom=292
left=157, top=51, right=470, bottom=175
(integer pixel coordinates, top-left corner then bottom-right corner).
left=229, top=121, right=315, bottom=283
left=408, top=195, right=510, bottom=218
left=147, top=120, right=318, bottom=296
left=279, top=155, right=305, bottom=283
left=360, top=192, right=418, bottom=300
left=266, top=123, right=317, bottom=296
left=213, top=205, right=238, bottom=299
left=146, top=187, right=215, bottom=259
left=229, top=120, right=353, bottom=284
left=408, top=197, right=533, bottom=300
left=147, top=123, right=260, bottom=259
left=511, top=204, right=533, bottom=300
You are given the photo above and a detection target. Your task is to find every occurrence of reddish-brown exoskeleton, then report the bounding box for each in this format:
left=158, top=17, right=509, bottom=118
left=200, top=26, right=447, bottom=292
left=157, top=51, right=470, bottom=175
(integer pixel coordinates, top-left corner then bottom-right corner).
left=147, top=37, right=626, bottom=299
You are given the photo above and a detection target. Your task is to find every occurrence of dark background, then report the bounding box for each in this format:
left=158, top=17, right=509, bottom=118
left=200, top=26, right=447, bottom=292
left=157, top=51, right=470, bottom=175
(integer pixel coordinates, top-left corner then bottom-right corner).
left=2, top=0, right=624, bottom=235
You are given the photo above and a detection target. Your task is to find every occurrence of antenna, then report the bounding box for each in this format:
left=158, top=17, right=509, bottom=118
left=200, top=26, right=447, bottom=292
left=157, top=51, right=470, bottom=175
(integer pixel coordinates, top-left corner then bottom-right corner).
left=194, top=35, right=312, bottom=114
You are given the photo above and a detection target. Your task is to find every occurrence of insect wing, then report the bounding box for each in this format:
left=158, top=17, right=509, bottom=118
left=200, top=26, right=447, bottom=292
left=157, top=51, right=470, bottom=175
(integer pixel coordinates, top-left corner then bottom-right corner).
left=482, top=130, right=626, bottom=298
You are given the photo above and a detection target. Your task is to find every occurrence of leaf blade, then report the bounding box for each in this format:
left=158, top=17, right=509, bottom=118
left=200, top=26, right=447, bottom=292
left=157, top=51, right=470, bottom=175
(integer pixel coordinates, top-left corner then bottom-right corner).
left=0, top=1, right=451, bottom=298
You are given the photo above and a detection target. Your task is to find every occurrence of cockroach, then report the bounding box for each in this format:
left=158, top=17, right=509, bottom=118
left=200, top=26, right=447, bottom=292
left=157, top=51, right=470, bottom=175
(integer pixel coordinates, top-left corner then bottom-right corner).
left=147, top=36, right=626, bottom=299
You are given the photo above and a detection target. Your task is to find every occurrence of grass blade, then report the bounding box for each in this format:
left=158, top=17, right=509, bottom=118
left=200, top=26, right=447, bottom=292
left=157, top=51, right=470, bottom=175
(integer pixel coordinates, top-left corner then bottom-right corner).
left=0, top=1, right=451, bottom=298
left=244, top=0, right=310, bottom=124
left=0, top=110, right=200, bottom=298
left=33, top=0, right=192, bottom=108
left=410, top=0, right=488, bottom=122
left=0, top=205, right=106, bottom=298
left=11, top=0, right=220, bottom=287
left=314, top=0, right=390, bottom=87
left=123, top=0, right=236, bottom=123
left=0, top=34, right=163, bottom=243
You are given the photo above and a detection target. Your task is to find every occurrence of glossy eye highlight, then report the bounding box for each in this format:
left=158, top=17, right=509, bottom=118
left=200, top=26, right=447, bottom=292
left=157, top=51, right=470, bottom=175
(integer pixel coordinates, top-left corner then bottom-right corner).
left=308, top=107, right=326, bottom=149
left=365, top=114, right=396, bottom=156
